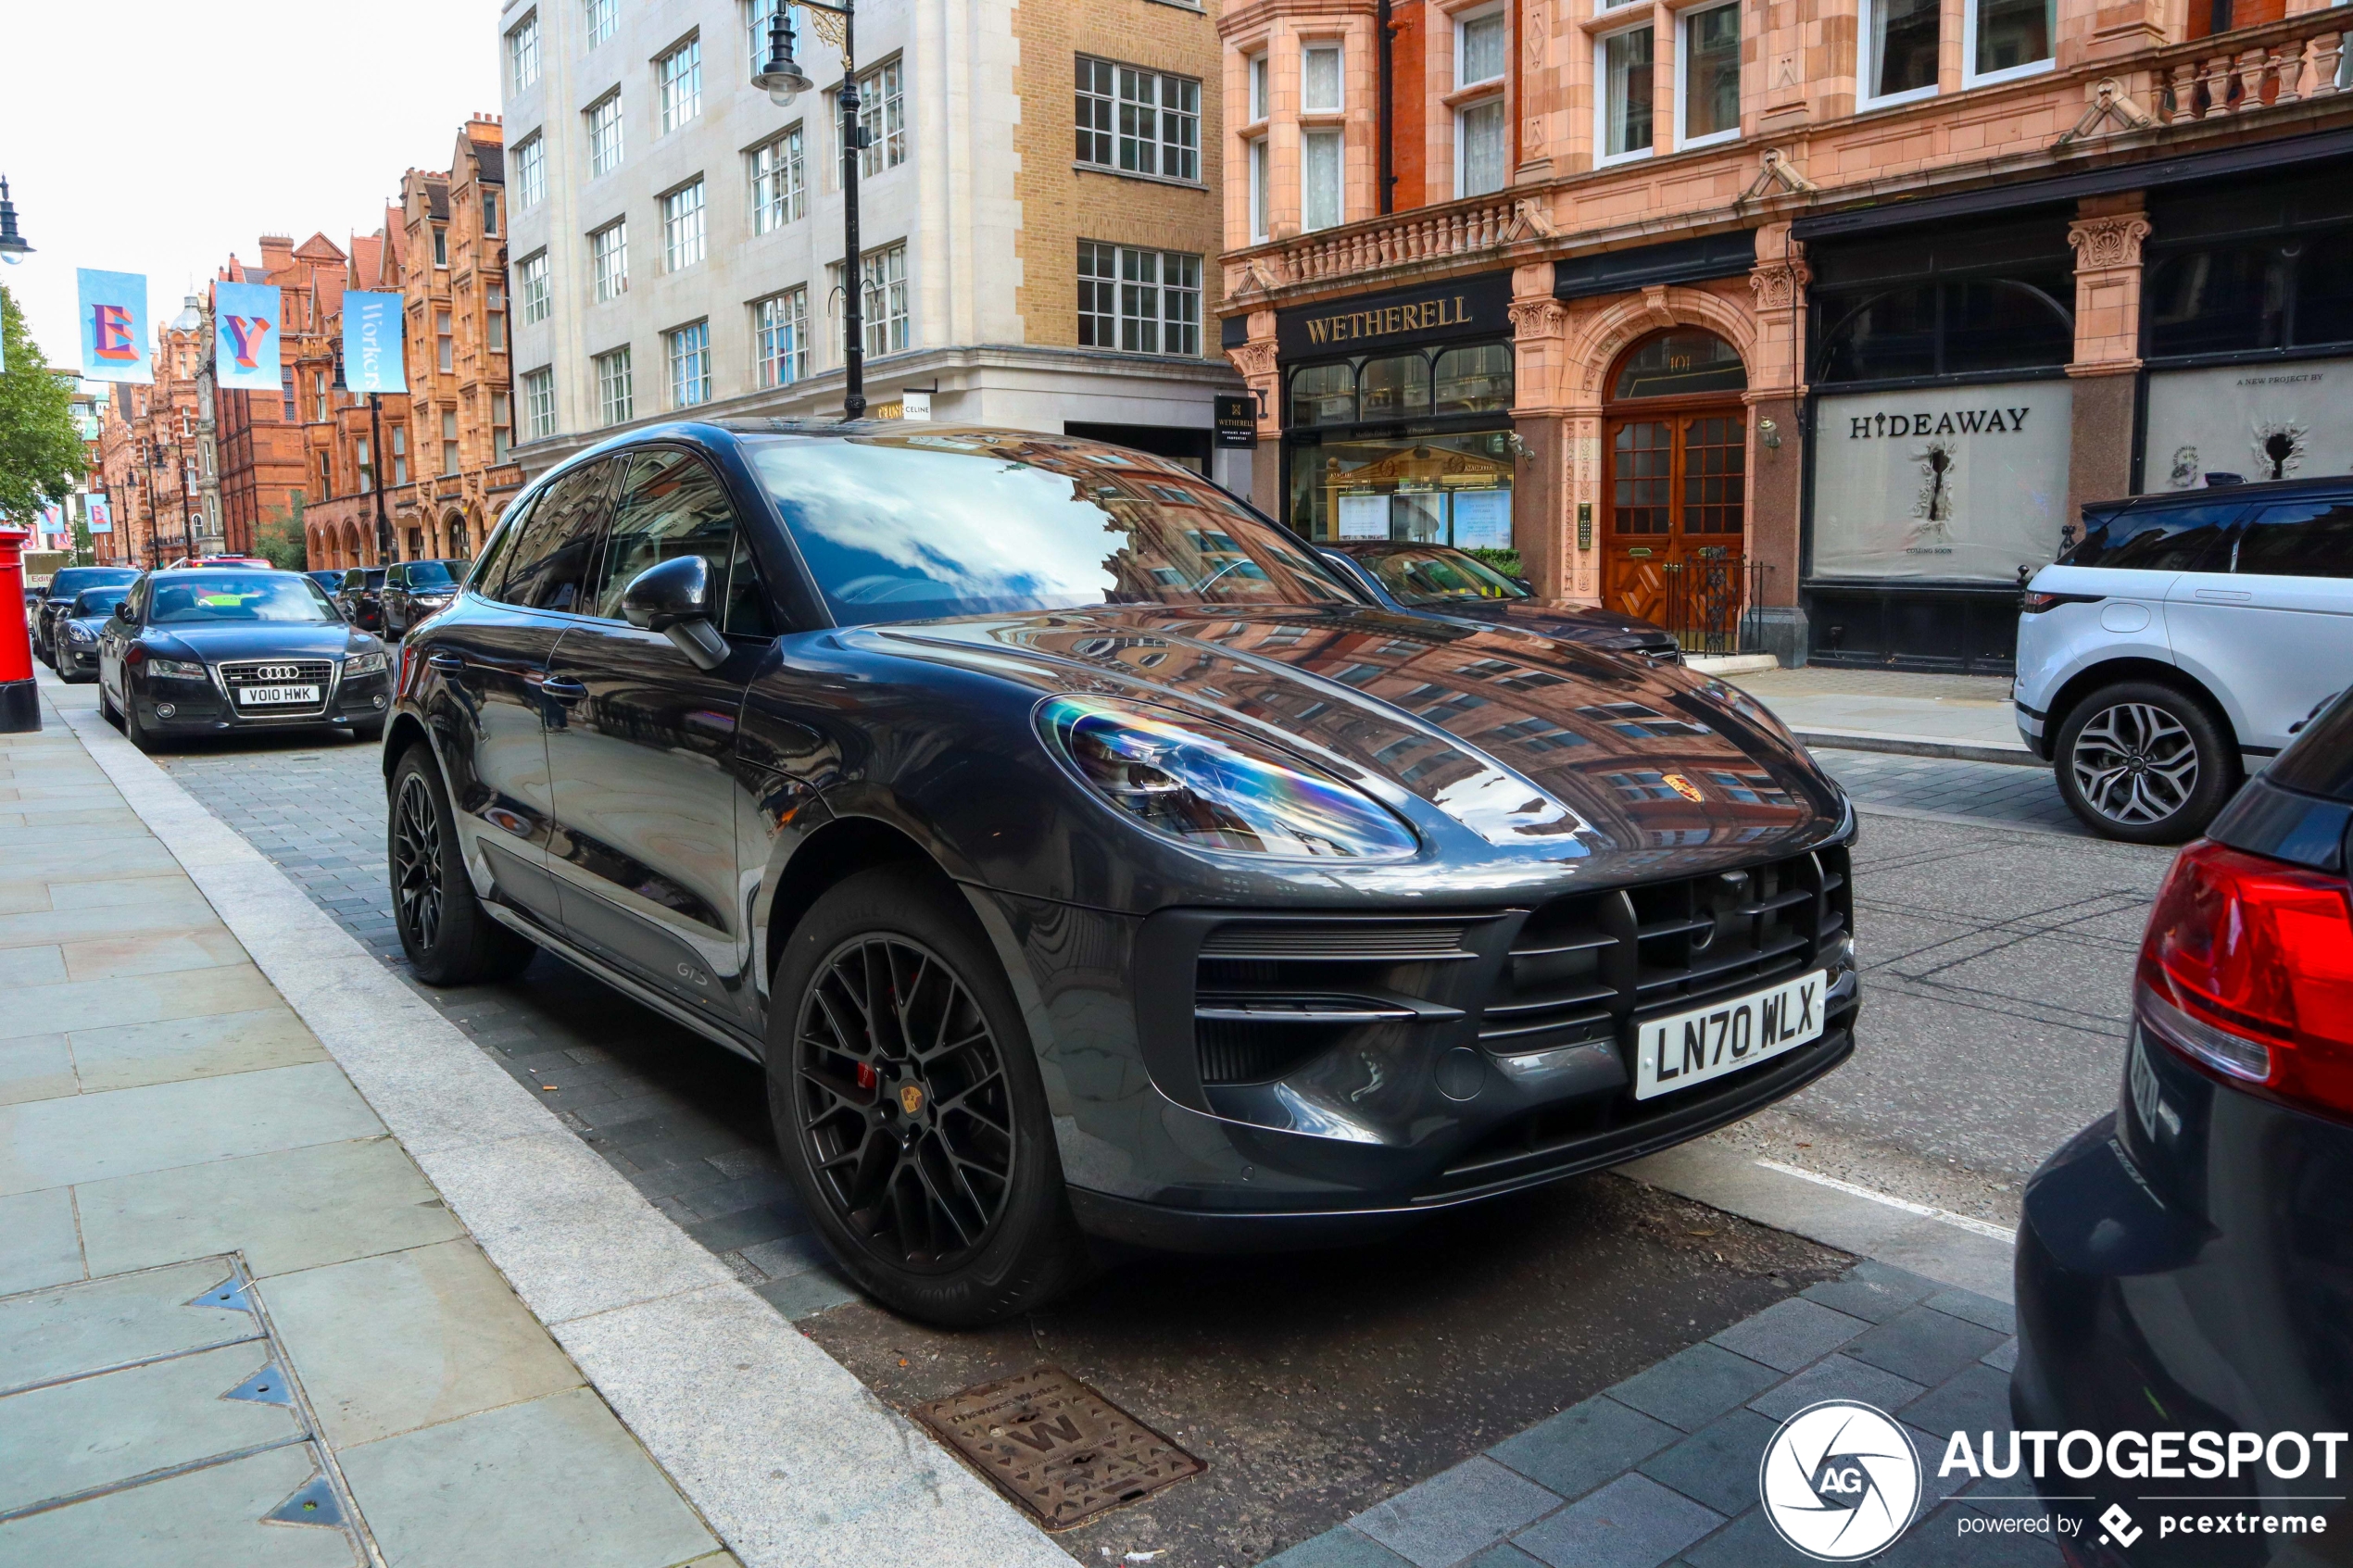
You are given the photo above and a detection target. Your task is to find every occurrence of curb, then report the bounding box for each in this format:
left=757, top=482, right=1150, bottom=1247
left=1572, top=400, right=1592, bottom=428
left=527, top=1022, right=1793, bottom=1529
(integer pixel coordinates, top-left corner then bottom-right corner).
left=1683, top=653, right=1780, bottom=677
left=1795, top=726, right=2044, bottom=767
left=46, top=681, right=1069, bottom=1568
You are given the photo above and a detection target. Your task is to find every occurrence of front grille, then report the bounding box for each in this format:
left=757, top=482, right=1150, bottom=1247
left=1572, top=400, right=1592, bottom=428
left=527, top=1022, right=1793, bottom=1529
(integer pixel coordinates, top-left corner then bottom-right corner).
left=1190, top=919, right=1481, bottom=1085
left=214, top=659, right=336, bottom=718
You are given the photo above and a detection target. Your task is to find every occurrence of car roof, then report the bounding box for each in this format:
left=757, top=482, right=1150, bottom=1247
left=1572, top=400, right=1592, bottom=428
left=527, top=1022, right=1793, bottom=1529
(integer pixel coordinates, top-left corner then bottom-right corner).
left=2091, top=473, right=2353, bottom=515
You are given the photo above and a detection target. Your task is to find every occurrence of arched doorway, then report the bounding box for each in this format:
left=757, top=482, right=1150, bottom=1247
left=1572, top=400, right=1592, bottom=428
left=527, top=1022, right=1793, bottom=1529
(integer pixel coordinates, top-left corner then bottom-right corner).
left=443, top=509, right=470, bottom=560
left=1602, top=329, right=1749, bottom=627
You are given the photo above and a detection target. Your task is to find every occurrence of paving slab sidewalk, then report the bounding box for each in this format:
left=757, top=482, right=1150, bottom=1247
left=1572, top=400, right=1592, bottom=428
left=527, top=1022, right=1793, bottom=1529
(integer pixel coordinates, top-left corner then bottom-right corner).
left=1728, top=668, right=2033, bottom=766
left=7, top=681, right=1071, bottom=1568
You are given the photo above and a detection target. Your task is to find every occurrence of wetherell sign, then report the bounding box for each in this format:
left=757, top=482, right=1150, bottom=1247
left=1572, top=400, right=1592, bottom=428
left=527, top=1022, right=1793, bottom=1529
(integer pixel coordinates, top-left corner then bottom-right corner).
left=1276, top=270, right=1513, bottom=361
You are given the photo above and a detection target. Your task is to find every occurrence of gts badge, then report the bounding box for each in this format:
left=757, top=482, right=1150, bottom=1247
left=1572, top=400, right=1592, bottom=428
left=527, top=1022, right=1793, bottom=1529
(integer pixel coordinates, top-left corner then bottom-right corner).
left=674, top=962, right=711, bottom=988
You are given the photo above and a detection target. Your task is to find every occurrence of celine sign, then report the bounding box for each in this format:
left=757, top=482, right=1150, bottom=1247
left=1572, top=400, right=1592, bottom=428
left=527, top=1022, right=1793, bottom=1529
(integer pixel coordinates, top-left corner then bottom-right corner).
left=1277, top=270, right=1512, bottom=360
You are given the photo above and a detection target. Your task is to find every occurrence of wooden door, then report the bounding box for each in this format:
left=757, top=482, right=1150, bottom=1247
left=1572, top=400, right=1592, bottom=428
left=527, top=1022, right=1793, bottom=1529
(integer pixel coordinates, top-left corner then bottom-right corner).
left=1603, top=408, right=1746, bottom=629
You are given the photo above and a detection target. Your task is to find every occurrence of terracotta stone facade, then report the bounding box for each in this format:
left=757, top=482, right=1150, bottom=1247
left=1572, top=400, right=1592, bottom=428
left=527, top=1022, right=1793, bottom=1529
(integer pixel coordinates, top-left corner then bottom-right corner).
left=92, top=321, right=207, bottom=568
left=1220, top=0, right=2353, bottom=668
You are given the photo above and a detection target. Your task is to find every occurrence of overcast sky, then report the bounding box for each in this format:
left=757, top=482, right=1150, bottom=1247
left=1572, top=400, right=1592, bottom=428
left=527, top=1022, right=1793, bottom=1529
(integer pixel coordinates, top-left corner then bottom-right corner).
left=1, top=0, right=502, bottom=373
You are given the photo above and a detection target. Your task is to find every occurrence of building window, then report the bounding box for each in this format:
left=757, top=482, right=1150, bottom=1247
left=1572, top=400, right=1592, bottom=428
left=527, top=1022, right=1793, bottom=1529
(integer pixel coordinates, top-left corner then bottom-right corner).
left=754, top=288, right=809, bottom=386
left=392, top=426, right=409, bottom=485
left=486, top=282, right=507, bottom=353
left=313, top=373, right=328, bottom=422
left=833, top=244, right=910, bottom=358
left=661, top=180, right=707, bottom=272
left=1598, top=24, right=1655, bottom=163
left=1126, top=67, right=1200, bottom=181
left=587, top=93, right=624, bottom=177
left=1678, top=3, right=1742, bottom=146
left=666, top=320, right=711, bottom=408
left=433, top=225, right=449, bottom=267
left=592, top=220, right=628, bottom=301
left=1076, top=56, right=1114, bottom=165
left=585, top=0, right=616, bottom=46
left=1302, top=130, right=1342, bottom=231
left=1247, top=52, right=1269, bottom=121
left=1457, top=98, right=1506, bottom=197
left=859, top=60, right=905, bottom=175
left=659, top=37, right=703, bottom=133
left=748, top=0, right=782, bottom=73
left=483, top=191, right=499, bottom=235
left=491, top=392, right=512, bottom=463
left=1861, top=0, right=1940, bottom=104
left=520, top=251, right=551, bottom=323
left=750, top=129, right=806, bottom=232
left=441, top=408, right=459, bottom=474
left=1965, top=0, right=2054, bottom=83
left=524, top=367, right=556, bottom=439
left=1458, top=9, right=1506, bottom=86
left=436, top=309, right=454, bottom=372
left=1302, top=44, right=1343, bottom=112
left=1077, top=242, right=1201, bottom=357
left=596, top=347, right=634, bottom=424
left=357, top=437, right=374, bottom=493
left=281, top=368, right=297, bottom=421
left=1249, top=137, right=1269, bottom=243
left=514, top=134, right=545, bottom=209
left=508, top=11, right=540, bottom=93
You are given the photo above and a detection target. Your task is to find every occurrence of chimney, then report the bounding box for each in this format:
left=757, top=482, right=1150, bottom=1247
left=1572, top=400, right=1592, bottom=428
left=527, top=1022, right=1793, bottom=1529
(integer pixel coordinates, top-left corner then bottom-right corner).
left=258, top=234, right=295, bottom=275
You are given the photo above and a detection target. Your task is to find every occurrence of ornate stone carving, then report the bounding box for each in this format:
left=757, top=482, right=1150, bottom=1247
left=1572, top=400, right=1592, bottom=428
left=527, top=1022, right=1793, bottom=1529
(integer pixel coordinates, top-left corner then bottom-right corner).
left=1509, top=197, right=1558, bottom=239
left=1736, top=148, right=1818, bottom=207
left=1227, top=341, right=1278, bottom=381
left=1508, top=299, right=1568, bottom=338
left=2055, top=80, right=2155, bottom=151
left=2068, top=212, right=2153, bottom=272
left=1748, top=257, right=1813, bottom=311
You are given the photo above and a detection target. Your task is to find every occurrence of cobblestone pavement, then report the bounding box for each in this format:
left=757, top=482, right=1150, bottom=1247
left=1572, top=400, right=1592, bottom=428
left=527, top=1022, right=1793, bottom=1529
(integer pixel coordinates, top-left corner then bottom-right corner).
left=1813, top=747, right=2083, bottom=836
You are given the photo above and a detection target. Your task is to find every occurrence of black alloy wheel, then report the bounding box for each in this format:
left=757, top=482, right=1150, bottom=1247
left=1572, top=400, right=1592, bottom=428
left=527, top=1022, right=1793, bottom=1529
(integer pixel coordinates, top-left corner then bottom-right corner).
left=386, top=743, right=537, bottom=985
left=769, top=866, right=1088, bottom=1325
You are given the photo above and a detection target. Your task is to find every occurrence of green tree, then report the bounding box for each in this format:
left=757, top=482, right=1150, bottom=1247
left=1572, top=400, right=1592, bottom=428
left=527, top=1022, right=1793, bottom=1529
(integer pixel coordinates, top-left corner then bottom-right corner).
left=254, top=499, right=308, bottom=571
left=0, top=285, right=84, bottom=521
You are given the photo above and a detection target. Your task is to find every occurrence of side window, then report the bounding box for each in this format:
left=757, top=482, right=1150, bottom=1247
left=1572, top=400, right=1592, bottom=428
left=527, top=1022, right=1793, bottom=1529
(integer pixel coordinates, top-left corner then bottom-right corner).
left=490, top=461, right=614, bottom=611
left=586, top=450, right=765, bottom=633
left=467, top=496, right=534, bottom=596
left=724, top=529, right=774, bottom=637
left=2072, top=503, right=2243, bottom=571
left=2235, top=498, right=2353, bottom=581
left=342, top=570, right=363, bottom=591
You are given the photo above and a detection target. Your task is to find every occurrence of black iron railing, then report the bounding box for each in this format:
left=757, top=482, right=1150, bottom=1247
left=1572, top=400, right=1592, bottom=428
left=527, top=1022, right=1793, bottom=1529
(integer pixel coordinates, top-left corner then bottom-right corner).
left=1659, top=553, right=1772, bottom=657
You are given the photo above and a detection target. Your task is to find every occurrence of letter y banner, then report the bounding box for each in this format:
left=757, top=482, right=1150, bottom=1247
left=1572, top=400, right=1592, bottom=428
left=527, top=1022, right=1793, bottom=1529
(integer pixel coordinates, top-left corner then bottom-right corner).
left=213, top=281, right=282, bottom=389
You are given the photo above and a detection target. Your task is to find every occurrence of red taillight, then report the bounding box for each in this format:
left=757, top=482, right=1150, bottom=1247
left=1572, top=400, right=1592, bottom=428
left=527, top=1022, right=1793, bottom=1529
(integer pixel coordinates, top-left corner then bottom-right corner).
left=2137, top=839, right=2353, bottom=1118
left=125, top=643, right=145, bottom=666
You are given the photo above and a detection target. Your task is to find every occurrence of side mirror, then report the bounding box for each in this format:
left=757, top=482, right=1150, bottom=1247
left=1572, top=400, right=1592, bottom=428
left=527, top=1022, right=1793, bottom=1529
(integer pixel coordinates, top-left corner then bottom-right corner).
left=1511, top=577, right=1534, bottom=593
left=622, top=555, right=728, bottom=671
left=114, top=601, right=132, bottom=620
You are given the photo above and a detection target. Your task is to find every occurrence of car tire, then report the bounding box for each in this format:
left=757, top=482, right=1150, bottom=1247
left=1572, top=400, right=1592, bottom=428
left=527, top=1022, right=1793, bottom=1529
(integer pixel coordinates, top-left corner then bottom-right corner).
left=122, top=690, right=165, bottom=754
left=767, top=864, right=1091, bottom=1327
left=387, top=742, right=537, bottom=985
left=99, top=681, right=122, bottom=729
left=2054, top=681, right=2238, bottom=845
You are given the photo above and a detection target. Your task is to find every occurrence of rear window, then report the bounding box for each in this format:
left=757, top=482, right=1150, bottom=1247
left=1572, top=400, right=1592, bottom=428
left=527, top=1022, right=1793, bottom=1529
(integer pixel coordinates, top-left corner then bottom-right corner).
left=405, top=560, right=458, bottom=589
left=2063, top=501, right=2240, bottom=571
left=2266, top=688, right=2353, bottom=802
left=51, top=568, right=139, bottom=599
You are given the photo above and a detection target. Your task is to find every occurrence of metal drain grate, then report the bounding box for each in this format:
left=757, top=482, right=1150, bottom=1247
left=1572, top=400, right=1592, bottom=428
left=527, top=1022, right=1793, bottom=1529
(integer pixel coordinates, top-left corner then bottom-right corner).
left=912, top=1365, right=1202, bottom=1531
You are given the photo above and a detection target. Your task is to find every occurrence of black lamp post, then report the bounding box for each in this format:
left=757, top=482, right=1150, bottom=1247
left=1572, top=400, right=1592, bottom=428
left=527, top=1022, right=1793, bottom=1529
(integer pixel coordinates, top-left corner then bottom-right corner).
left=0, top=176, right=32, bottom=264
left=331, top=345, right=394, bottom=565
left=753, top=2, right=868, bottom=420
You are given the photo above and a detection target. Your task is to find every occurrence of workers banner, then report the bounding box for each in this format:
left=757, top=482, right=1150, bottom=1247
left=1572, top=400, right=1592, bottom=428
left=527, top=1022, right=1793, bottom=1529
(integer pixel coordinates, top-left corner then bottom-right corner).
left=341, top=291, right=406, bottom=394
left=213, top=280, right=282, bottom=391
left=77, top=270, right=150, bottom=383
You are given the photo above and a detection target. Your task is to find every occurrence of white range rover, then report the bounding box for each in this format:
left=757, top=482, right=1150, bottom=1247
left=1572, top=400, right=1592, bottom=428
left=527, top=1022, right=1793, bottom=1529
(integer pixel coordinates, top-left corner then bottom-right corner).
left=2014, top=476, right=2353, bottom=843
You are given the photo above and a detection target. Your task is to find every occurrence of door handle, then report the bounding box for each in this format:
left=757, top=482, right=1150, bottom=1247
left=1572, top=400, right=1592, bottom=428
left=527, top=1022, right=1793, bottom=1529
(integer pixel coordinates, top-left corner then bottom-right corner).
left=2193, top=589, right=2253, bottom=603
left=425, top=651, right=467, bottom=671
left=540, top=677, right=588, bottom=701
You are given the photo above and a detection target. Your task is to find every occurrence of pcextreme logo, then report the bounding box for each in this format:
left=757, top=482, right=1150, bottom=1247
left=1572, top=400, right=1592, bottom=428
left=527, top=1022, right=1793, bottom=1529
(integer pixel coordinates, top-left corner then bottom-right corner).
left=1759, top=1401, right=1922, bottom=1561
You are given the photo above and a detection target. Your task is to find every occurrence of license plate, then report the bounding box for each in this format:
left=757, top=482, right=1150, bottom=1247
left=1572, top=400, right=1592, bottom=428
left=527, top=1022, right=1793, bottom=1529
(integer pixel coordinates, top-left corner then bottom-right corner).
left=1633, top=970, right=1827, bottom=1100
left=236, top=684, right=319, bottom=707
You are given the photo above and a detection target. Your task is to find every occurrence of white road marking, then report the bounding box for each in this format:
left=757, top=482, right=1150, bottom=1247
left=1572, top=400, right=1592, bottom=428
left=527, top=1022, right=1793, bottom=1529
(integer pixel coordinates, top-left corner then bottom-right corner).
left=1754, top=1157, right=2019, bottom=1243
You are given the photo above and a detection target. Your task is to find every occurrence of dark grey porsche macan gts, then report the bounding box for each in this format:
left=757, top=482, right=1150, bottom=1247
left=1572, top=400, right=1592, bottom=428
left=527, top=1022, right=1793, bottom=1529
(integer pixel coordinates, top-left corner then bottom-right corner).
left=385, top=421, right=1859, bottom=1324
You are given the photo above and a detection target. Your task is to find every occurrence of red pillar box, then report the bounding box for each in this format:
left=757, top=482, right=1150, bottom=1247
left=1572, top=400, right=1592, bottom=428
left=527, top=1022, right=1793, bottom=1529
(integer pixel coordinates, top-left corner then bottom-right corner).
left=0, top=521, right=39, bottom=733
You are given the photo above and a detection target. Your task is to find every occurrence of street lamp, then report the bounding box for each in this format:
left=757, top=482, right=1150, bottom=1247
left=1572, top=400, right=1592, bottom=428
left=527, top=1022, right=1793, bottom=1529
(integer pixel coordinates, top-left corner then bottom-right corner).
left=331, top=346, right=395, bottom=566
left=753, top=3, right=868, bottom=420
left=0, top=177, right=31, bottom=264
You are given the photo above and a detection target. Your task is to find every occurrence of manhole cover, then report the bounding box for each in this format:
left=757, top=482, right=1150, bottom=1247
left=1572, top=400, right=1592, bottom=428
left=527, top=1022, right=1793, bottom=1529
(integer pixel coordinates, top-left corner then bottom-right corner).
left=912, top=1365, right=1202, bottom=1531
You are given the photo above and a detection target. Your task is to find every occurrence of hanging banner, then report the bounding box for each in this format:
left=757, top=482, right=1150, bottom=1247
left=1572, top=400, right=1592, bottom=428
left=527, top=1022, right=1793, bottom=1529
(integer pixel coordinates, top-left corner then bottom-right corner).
left=77, top=270, right=150, bottom=384
left=87, top=495, right=113, bottom=535
left=341, top=291, right=406, bottom=394
left=212, top=280, right=282, bottom=392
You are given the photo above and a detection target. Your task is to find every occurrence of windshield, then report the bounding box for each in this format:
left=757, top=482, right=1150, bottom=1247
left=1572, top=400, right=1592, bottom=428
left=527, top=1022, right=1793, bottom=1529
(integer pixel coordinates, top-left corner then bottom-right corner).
left=406, top=561, right=459, bottom=589
left=52, top=568, right=138, bottom=600
left=744, top=431, right=1356, bottom=626
left=148, top=573, right=338, bottom=626
left=71, top=589, right=120, bottom=617
left=1363, top=547, right=1529, bottom=604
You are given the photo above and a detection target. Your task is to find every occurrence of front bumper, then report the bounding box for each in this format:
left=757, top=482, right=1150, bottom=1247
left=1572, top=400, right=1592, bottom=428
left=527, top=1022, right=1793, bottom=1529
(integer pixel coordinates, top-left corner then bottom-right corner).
left=133, top=668, right=392, bottom=732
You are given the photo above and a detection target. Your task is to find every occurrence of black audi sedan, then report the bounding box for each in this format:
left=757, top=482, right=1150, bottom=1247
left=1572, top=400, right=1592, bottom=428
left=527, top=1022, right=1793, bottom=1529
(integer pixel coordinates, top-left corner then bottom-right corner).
left=2013, top=688, right=2353, bottom=1564
left=385, top=422, right=1857, bottom=1325
left=1318, top=541, right=1683, bottom=661
left=35, top=565, right=142, bottom=670
left=96, top=569, right=392, bottom=752
left=51, top=587, right=121, bottom=683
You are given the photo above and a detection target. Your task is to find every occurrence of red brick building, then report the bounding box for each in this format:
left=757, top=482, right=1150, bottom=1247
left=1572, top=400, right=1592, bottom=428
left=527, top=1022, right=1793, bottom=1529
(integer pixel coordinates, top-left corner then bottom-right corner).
left=211, top=234, right=346, bottom=558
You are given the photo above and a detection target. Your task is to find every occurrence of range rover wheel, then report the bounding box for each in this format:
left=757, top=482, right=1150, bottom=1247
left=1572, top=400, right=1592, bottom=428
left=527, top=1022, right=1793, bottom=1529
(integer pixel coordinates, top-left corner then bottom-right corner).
left=2055, top=681, right=2237, bottom=845
left=388, top=742, right=536, bottom=985
left=768, top=865, right=1088, bottom=1326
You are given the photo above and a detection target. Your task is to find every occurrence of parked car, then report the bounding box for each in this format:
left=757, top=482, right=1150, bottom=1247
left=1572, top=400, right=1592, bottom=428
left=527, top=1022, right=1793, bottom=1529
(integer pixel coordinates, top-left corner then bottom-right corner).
left=387, top=421, right=1859, bottom=1325
left=334, top=567, right=388, bottom=632
left=166, top=555, right=272, bottom=570
left=33, top=565, right=141, bottom=671
left=2015, top=475, right=2353, bottom=843
left=2013, top=686, right=2353, bottom=1563
left=1317, top=542, right=1683, bottom=661
left=96, top=569, right=391, bottom=753
left=305, top=569, right=347, bottom=599
left=51, top=586, right=122, bottom=684
left=381, top=558, right=469, bottom=638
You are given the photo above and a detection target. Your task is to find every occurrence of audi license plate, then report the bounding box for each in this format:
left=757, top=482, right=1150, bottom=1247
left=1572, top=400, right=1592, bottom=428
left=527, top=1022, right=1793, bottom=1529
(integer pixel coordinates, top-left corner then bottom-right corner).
left=236, top=684, right=320, bottom=707
left=1633, top=969, right=1827, bottom=1099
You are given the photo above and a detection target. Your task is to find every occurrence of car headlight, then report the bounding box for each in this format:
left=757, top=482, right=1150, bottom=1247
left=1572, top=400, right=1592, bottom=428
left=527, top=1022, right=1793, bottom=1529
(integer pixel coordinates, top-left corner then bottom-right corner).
left=1037, top=696, right=1417, bottom=861
left=346, top=651, right=389, bottom=676
left=147, top=657, right=208, bottom=680
left=67, top=623, right=96, bottom=644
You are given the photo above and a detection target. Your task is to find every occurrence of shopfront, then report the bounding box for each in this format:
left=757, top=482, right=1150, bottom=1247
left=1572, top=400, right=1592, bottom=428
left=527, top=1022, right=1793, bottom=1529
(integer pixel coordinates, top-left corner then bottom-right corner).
left=1277, top=270, right=1519, bottom=550
left=1799, top=216, right=2078, bottom=671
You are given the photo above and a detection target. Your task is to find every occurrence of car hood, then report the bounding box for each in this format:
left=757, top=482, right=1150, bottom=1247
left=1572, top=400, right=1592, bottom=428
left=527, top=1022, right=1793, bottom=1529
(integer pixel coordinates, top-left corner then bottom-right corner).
left=845, top=604, right=1841, bottom=869
left=1413, top=598, right=1674, bottom=648
left=145, top=622, right=373, bottom=662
